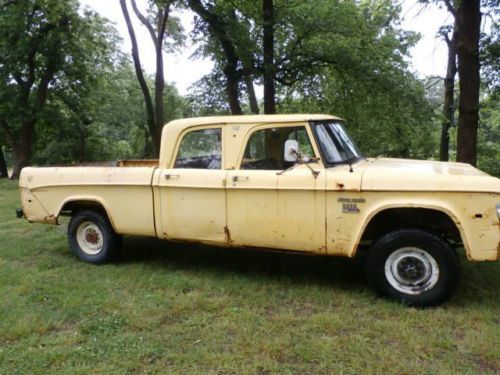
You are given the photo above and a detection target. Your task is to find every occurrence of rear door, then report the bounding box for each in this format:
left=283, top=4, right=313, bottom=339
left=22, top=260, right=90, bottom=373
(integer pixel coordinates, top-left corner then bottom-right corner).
left=157, top=126, right=228, bottom=244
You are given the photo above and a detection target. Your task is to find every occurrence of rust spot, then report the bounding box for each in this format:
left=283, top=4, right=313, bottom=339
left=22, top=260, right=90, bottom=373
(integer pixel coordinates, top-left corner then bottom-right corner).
left=224, top=226, right=232, bottom=244
left=85, top=230, right=100, bottom=244
left=43, top=214, right=57, bottom=224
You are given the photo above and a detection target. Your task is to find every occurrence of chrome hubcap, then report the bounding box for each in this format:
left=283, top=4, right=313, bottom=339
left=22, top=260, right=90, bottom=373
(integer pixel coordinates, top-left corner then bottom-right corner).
left=76, top=221, right=104, bottom=255
left=384, top=247, right=439, bottom=295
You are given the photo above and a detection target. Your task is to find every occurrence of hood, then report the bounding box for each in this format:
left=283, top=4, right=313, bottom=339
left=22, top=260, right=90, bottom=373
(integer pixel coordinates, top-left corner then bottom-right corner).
left=361, top=158, right=500, bottom=193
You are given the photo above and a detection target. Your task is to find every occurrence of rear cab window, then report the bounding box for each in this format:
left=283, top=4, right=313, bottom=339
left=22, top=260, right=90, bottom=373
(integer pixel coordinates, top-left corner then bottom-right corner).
left=174, top=128, right=222, bottom=169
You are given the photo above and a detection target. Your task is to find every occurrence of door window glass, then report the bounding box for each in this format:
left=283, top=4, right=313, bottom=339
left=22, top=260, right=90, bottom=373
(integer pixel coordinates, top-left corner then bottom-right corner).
left=174, top=128, right=221, bottom=169
left=241, top=126, right=314, bottom=170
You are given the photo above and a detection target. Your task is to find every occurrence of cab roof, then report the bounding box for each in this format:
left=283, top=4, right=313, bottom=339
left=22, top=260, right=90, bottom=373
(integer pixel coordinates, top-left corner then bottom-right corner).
left=165, top=114, right=342, bottom=131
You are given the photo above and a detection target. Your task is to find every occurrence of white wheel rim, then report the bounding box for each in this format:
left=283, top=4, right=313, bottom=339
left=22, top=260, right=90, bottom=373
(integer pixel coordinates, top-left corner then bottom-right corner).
left=76, top=221, right=104, bottom=255
left=384, top=247, right=439, bottom=295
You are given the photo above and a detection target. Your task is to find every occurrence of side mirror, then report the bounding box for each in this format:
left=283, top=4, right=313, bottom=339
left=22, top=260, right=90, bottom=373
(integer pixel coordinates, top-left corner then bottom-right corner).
left=284, top=139, right=299, bottom=162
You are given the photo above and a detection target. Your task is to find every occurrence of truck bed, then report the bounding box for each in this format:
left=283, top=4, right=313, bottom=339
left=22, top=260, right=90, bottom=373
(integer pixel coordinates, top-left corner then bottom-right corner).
left=19, top=165, right=158, bottom=237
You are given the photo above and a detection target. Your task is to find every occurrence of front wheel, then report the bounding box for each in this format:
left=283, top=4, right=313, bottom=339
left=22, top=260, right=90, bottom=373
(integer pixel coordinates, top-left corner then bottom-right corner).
left=68, top=210, right=120, bottom=264
left=366, top=229, right=460, bottom=307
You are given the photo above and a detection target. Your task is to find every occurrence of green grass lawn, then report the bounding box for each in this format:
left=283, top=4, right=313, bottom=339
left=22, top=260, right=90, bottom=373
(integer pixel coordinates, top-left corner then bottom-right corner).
left=0, top=179, right=499, bottom=374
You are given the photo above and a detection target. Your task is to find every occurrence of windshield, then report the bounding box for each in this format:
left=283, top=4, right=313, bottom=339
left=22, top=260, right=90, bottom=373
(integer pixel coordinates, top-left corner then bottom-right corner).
left=311, top=121, right=362, bottom=165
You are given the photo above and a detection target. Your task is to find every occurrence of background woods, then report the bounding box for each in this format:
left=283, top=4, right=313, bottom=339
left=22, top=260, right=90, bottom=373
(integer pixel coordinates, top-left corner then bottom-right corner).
left=0, top=0, right=498, bottom=178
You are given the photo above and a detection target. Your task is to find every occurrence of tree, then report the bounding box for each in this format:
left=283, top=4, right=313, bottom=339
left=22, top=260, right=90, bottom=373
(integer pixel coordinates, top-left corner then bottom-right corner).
left=31, top=58, right=189, bottom=166
left=0, top=144, right=7, bottom=178
left=442, top=0, right=481, bottom=165
left=189, top=0, right=243, bottom=114
left=119, top=0, right=182, bottom=157
left=262, top=0, right=276, bottom=114
left=438, top=23, right=457, bottom=161
left=277, top=0, right=436, bottom=158
left=188, top=0, right=261, bottom=115
left=0, top=0, right=118, bottom=178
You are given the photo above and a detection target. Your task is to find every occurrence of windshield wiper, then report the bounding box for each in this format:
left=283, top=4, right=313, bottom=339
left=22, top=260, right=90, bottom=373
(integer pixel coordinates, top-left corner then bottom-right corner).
left=330, top=126, right=355, bottom=173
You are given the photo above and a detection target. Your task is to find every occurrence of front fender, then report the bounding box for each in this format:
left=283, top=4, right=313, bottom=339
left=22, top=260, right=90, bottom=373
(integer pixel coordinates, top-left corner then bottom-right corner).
left=326, top=191, right=499, bottom=261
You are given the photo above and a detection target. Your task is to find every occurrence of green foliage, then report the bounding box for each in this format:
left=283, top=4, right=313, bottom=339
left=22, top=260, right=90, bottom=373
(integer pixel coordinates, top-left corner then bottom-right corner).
left=188, top=0, right=437, bottom=159
left=0, top=0, right=125, bottom=174
left=480, top=17, right=499, bottom=94
left=477, top=92, right=500, bottom=176
left=275, top=1, right=436, bottom=159
left=0, top=0, right=497, bottom=174
left=32, top=61, right=190, bottom=164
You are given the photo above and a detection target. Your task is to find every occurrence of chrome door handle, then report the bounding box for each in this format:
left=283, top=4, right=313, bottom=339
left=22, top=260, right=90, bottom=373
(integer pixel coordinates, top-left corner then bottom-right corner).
left=164, top=173, right=180, bottom=180
left=232, top=175, right=249, bottom=182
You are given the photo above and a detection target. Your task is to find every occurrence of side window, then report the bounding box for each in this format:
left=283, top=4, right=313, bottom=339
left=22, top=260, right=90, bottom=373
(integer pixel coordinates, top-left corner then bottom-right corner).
left=174, top=128, right=221, bottom=169
left=287, top=127, right=314, bottom=156
left=241, top=126, right=314, bottom=170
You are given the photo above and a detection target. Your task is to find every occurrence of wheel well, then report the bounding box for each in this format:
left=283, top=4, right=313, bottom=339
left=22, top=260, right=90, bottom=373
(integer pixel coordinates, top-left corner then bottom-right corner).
left=60, top=200, right=108, bottom=218
left=360, top=208, right=462, bottom=246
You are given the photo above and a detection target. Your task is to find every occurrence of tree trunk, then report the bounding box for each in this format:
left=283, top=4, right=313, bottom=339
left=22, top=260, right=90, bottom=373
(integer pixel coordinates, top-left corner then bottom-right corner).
left=455, top=0, right=481, bottom=166
left=154, top=42, right=165, bottom=154
left=0, top=145, right=8, bottom=178
left=440, top=27, right=457, bottom=162
left=224, top=65, right=243, bottom=115
left=188, top=0, right=243, bottom=115
left=10, top=122, right=34, bottom=179
left=244, top=74, right=259, bottom=114
left=263, top=0, right=276, bottom=114
left=119, top=0, right=159, bottom=157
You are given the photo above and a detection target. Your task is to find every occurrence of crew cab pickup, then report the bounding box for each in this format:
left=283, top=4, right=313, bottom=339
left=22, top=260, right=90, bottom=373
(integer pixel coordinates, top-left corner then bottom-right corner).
left=18, top=114, right=500, bottom=306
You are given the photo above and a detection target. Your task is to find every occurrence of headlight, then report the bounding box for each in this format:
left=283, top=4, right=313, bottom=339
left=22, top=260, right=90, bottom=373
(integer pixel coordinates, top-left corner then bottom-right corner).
left=497, top=203, right=500, bottom=220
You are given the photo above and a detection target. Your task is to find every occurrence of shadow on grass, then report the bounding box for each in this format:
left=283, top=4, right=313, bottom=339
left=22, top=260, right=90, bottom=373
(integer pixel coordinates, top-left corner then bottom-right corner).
left=115, top=236, right=500, bottom=307
left=119, top=236, right=369, bottom=293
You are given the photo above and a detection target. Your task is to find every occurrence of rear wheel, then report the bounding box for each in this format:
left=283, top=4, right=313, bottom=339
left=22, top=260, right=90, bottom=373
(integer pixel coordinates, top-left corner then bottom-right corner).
left=366, top=229, right=459, bottom=307
left=68, top=210, right=120, bottom=264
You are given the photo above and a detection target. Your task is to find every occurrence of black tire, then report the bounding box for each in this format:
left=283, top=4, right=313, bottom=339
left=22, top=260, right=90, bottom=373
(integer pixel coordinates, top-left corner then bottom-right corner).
left=68, top=210, right=120, bottom=264
left=366, top=228, right=460, bottom=307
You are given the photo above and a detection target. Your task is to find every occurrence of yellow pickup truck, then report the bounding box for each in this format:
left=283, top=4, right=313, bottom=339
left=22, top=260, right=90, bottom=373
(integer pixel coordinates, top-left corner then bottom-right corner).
left=18, top=114, right=499, bottom=306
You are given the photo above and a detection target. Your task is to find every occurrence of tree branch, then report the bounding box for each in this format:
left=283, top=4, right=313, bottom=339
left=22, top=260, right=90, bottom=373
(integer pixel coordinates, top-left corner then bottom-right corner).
left=130, top=0, right=158, bottom=46
left=119, top=0, right=155, bottom=136
left=443, top=0, right=456, bottom=17
left=157, top=4, right=170, bottom=46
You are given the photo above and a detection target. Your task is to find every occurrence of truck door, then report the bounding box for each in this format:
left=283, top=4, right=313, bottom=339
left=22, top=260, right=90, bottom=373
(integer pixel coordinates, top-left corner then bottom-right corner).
left=226, top=124, right=326, bottom=252
left=157, top=126, right=228, bottom=244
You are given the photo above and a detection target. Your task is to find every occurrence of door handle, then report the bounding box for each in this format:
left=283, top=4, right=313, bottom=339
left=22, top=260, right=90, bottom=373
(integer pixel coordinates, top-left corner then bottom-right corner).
left=232, top=175, right=249, bottom=182
left=164, top=173, right=180, bottom=180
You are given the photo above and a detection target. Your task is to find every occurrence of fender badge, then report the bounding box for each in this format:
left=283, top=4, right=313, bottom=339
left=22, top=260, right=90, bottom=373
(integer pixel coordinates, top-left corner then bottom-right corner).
left=342, top=203, right=360, bottom=213
left=338, top=198, right=365, bottom=214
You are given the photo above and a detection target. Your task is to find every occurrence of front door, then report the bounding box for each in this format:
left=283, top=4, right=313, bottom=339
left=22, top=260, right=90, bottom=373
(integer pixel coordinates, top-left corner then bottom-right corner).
left=226, top=124, right=326, bottom=252
left=158, top=126, right=227, bottom=244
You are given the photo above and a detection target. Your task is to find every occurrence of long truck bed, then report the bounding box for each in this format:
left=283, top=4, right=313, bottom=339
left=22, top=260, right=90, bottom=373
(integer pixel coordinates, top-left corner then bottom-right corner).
left=19, top=165, right=158, bottom=237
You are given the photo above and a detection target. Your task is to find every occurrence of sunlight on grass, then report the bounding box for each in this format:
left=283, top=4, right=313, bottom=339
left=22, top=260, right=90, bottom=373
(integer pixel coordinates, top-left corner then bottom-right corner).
left=0, top=179, right=498, bottom=374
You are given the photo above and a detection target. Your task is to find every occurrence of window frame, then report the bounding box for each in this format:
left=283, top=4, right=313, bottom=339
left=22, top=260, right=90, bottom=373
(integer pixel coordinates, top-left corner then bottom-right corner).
left=310, top=120, right=363, bottom=167
left=237, top=123, right=323, bottom=170
left=171, top=125, right=224, bottom=170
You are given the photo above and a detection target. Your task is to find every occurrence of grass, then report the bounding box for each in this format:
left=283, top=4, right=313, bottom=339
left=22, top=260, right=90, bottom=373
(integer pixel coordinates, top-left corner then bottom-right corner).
left=0, top=179, right=499, bottom=374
